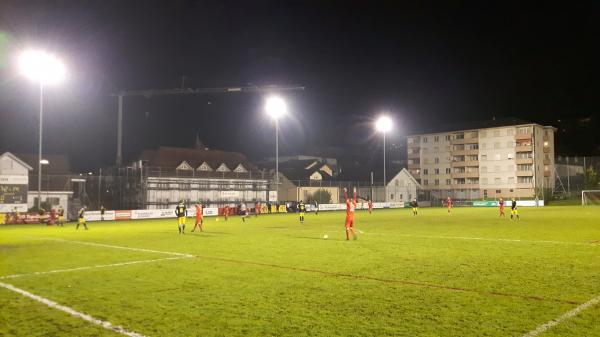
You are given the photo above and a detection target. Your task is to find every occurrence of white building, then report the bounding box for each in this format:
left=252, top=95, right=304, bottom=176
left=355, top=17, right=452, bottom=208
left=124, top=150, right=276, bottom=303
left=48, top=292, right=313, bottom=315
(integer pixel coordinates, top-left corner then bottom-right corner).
left=125, top=146, right=271, bottom=209
left=407, top=120, right=555, bottom=199
left=0, top=152, right=73, bottom=213
left=0, top=152, right=31, bottom=212
left=386, top=168, right=421, bottom=203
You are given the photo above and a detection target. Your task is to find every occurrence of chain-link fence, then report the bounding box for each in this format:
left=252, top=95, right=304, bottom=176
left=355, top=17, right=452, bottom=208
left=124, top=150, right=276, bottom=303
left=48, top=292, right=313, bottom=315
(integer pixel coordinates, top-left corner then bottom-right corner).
left=554, top=156, right=600, bottom=199
left=18, top=156, right=600, bottom=214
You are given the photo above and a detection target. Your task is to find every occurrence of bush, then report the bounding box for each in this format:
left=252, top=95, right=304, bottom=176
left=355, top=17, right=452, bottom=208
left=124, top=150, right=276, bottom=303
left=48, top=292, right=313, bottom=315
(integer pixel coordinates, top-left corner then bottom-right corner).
left=307, top=189, right=332, bottom=204
left=28, top=201, right=52, bottom=214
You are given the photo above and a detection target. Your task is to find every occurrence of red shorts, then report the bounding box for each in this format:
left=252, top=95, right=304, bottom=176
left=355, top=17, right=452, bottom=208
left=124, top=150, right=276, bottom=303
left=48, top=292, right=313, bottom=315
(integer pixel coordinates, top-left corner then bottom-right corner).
left=196, top=216, right=203, bottom=222
left=345, top=217, right=354, bottom=228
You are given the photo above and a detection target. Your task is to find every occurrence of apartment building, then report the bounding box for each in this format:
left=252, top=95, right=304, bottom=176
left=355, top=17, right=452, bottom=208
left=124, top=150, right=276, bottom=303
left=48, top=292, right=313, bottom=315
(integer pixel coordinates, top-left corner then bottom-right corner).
left=406, top=121, right=555, bottom=199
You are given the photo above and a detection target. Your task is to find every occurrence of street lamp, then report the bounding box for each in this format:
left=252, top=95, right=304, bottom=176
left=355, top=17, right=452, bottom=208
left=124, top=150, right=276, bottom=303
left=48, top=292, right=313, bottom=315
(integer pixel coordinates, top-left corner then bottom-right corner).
left=265, top=96, right=287, bottom=192
left=375, top=115, right=393, bottom=187
left=19, top=50, right=65, bottom=209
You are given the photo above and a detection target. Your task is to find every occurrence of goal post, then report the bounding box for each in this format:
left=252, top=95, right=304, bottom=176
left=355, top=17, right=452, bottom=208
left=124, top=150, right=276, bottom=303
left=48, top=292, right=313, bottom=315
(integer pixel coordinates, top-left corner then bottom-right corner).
left=581, top=190, right=600, bottom=205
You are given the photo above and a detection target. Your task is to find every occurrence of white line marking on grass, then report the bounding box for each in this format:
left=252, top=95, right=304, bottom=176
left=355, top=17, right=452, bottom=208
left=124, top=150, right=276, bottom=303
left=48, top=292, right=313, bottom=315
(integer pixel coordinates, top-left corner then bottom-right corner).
left=41, top=238, right=194, bottom=257
left=0, top=281, right=148, bottom=337
left=521, top=294, right=600, bottom=337
left=0, top=256, right=188, bottom=280
left=398, top=234, right=594, bottom=246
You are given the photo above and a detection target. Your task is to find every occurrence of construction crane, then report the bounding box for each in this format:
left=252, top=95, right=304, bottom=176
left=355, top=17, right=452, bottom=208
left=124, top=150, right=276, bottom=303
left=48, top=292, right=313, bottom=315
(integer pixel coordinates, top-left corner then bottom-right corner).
left=111, top=84, right=305, bottom=166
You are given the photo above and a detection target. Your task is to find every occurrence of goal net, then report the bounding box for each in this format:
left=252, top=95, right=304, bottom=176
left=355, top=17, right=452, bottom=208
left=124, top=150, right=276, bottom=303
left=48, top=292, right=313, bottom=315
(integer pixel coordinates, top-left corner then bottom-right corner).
left=581, top=190, right=600, bottom=205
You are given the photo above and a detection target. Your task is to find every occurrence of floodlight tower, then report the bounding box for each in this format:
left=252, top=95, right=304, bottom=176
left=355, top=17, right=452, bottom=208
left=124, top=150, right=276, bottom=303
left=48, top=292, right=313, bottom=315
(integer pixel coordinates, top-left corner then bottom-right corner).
left=375, top=115, right=393, bottom=186
left=265, top=96, right=287, bottom=189
left=19, top=50, right=66, bottom=209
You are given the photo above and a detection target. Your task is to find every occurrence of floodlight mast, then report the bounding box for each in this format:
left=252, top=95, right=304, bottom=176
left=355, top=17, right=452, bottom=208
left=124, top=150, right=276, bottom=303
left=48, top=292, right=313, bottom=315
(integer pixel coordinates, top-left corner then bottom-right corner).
left=19, top=50, right=66, bottom=209
left=112, top=84, right=304, bottom=167
left=375, top=116, right=393, bottom=186
left=265, top=96, right=287, bottom=189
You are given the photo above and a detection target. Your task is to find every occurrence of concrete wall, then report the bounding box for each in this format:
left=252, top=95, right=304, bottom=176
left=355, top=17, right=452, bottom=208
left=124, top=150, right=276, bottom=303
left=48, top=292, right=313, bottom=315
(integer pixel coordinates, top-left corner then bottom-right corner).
left=27, top=191, right=71, bottom=210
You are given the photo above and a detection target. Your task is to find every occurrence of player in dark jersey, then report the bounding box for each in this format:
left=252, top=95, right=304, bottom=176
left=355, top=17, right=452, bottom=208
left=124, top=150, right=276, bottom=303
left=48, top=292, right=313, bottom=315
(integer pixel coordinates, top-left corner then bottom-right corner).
left=298, top=200, right=306, bottom=224
left=57, top=206, right=65, bottom=226
left=76, top=206, right=88, bottom=230
left=510, top=198, right=519, bottom=220
left=175, top=201, right=187, bottom=234
left=240, top=203, right=249, bottom=222
left=410, top=198, right=419, bottom=216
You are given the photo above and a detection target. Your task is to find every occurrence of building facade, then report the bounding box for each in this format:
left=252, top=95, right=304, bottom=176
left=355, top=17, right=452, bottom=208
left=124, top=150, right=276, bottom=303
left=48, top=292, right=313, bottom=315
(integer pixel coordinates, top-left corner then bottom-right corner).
left=386, top=168, right=421, bottom=203
left=407, top=122, right=555, bottom=200
left=116, top=146, right=272, bottom=209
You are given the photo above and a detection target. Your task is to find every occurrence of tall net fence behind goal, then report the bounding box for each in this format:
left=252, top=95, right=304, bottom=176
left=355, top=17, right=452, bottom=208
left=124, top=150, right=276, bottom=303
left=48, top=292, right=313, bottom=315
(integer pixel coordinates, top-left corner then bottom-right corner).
left=581, top=190, right=600, bottom=205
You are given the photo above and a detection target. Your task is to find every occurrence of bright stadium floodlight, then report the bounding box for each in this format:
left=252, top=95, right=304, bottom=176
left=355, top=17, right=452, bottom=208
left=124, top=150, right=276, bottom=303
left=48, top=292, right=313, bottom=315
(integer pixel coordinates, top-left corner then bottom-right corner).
left=19, top=49, right=66, bottom=209
left=265, top=96, right=287, bottom=119
left=39, top=159, right=49, bottom=165
left=375, top=115, right=394, bottom=188
left=265, top=96, right=287, bottom=193
left=19, top=50, right=66, bottom=85
left=375, top=115, right=393, bottom=133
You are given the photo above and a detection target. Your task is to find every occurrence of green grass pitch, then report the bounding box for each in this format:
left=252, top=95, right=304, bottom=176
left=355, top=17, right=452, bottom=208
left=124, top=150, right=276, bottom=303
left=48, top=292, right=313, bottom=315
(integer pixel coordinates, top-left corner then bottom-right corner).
left=1, top=206, right=599, bottom=337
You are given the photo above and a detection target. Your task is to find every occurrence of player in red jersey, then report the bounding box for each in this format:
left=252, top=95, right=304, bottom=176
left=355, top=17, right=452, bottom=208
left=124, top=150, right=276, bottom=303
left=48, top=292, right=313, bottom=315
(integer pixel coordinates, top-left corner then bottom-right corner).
left=344, top=187, right=358, bottom=241
left=498, top=197, right=505, bottom=217
left=192, top=203, right=203, bottom=232
left=367, top=198, right=373, bottom=214
left=255, top=201, right=261, bottom=217
left=223, top=205, right=230, bottom=221
left=446, top=196, right=452, bottom=213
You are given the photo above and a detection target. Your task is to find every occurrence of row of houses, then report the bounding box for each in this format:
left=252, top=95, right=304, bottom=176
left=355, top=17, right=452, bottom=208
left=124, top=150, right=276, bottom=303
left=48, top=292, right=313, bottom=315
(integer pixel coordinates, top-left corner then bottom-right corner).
left=0, top=144, right=420, bottom=214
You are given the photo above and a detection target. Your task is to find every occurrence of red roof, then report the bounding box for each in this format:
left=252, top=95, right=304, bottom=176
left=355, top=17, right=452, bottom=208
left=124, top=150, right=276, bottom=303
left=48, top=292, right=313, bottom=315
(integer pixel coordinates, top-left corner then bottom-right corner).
left=139, top=146, right=258, bottom=171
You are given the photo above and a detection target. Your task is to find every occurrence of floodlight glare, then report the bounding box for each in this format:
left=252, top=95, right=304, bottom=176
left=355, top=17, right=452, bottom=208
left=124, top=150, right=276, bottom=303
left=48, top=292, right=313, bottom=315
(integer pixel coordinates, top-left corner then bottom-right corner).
left=375, top=116, right=393, bottom=133
left=19, top=50, right=65, bottom=85
left=265, top=96, right=287, bottom=119
left=39, top=159, right=49, bottom=165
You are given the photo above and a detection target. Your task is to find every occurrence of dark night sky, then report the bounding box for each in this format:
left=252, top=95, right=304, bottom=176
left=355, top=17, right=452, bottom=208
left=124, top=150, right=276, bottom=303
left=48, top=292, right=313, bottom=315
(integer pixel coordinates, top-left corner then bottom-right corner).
left=0, top=1, right=598, bottom=171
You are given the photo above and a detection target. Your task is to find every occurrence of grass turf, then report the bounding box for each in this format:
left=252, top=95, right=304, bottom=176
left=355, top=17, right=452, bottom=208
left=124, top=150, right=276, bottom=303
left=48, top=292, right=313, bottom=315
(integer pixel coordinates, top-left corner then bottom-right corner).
left=1, top=206, right=599, bottom=337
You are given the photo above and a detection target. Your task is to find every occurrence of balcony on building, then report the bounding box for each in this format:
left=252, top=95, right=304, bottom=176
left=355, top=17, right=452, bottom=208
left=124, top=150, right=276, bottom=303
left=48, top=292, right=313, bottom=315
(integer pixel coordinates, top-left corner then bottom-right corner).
left=516, top=170, right=534, bottom=177
left=407, top=162, right=420, bottom=170
left=515, top=157, right=533, bottom=165
left=516, top=182, right=533, bottom=189
left=450, top=131, right=479, bottom=145
left=515, top=143, right=533, bottom=152
left=408, top=151, right=421, bottom=159
left=515, top=132, right=533, bottom=141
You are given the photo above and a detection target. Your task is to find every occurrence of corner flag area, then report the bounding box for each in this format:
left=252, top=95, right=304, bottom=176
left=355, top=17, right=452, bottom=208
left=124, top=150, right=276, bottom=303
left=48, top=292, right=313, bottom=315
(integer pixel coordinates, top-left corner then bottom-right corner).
left=1, top=206, right=599, bottom=337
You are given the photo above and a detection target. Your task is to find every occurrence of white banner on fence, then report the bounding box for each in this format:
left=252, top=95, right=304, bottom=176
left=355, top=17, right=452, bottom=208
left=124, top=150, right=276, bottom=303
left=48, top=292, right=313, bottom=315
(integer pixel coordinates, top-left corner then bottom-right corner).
left=517, top=200, right=545, bottom=207
left=85, top=211, right=116, bottom=222
left=0, top=175, right=28, bottom=184
left=87, top=208, right=220, bottom=222
left=316, top=202, right=404, bottom=211
left=221, top=191, right=241, bottom=199
left=0, top=204, right=27, bottom=213
left=318, top=204, right=346, bottom=211
left=268, top=191, right=278, bottom=202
